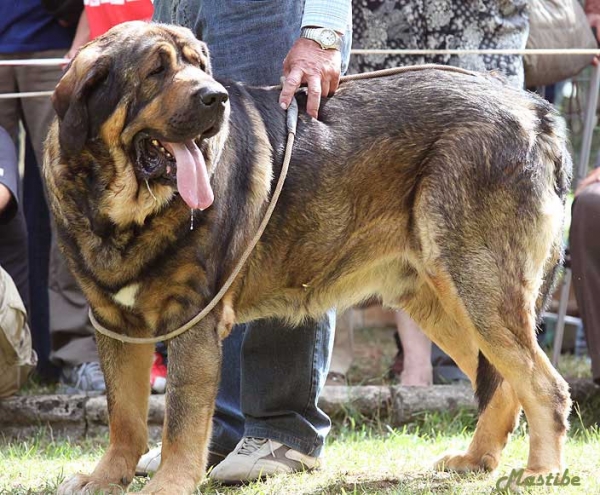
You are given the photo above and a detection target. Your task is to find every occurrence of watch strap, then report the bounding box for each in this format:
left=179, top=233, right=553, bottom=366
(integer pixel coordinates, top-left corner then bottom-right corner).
left=300, top=27, right=342, bottom=50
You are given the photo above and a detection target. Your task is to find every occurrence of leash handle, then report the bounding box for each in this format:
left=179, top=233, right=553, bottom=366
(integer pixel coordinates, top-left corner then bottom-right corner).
left=286, top=97, right=298, bottom=135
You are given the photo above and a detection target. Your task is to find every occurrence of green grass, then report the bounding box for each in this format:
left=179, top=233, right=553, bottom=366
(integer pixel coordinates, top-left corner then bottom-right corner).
left=1, top=413, right=599, bottom=495
left=3, top=327, right=597, bottom=493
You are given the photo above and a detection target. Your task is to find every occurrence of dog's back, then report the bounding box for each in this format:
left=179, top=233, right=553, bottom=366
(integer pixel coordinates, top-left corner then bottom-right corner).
left=236, top=70, right=572, bottom=326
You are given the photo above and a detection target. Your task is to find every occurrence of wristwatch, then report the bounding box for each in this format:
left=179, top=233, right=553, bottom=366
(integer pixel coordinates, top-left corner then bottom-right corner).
left=300, top=27, right=342, bottom=50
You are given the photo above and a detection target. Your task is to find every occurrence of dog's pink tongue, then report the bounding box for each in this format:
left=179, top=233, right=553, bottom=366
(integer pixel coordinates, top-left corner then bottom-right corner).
left=167, top=140, right=214, bottom=210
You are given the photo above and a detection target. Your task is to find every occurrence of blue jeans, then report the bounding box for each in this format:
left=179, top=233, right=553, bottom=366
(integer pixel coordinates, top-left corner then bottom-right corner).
left=153, top=0, right=351, bottom=84
left=153, top=0, right=350, bottom=457
left=210, top=314, right=336, bottom=458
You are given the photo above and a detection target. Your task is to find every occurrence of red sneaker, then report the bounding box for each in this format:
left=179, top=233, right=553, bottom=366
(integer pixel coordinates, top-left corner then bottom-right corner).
left=150, top=352, right=167, bottom=394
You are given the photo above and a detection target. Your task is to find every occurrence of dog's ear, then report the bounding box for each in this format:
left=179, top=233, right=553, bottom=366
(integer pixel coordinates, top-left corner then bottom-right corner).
left=180, top=37, right=212, bottom=75
left=164, top=23, right=213, bottom=75
left=52, top=49, right=111, bottom=155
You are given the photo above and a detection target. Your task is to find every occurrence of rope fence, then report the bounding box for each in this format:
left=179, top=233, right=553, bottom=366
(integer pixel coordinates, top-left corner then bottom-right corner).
left=0, top=58, right=67, bottom=66
left=352, top=48, right=600, bottom=56
left=1, top=91, right=54, bottom=99
left=2, top=48, right=600, bottom=99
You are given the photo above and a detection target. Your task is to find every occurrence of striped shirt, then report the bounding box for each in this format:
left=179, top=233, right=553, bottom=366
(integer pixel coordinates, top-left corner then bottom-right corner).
left=302, top=0, right=352, bottom=33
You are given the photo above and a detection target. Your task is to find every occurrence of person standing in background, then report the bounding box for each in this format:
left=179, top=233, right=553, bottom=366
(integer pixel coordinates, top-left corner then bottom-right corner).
left=0, top=0, right=79, bottom=384
left=569, top=0, right=600, bottom=388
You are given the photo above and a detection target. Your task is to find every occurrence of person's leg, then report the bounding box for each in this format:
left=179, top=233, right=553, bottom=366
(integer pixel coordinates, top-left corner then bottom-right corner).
left=0, top=265, right=36, bottom=398
left=191, top=0, right=333, bottom=457
left=203, top=1, right=341, bottom=478
left=23, top=138, right=57, bottom=382
left=48, top=230, right=99, bottom=367
left=210, top=324, right=245, bottom=456
left=328, top=309, right=354, bottom=384
left=241, top=311, right=335, bottom=456
left=15, top=51, right=103, bottom=387
left=395, top=310, right=432, bottom=386
left=48, top=231, right=104, bottom=393
left=570, top=183, right=600, bottom=384
left=208, top=312, right=334, bottom=482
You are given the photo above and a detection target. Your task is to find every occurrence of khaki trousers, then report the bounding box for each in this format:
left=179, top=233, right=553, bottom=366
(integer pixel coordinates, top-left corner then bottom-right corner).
left=0, top=265, right=36, bottom=397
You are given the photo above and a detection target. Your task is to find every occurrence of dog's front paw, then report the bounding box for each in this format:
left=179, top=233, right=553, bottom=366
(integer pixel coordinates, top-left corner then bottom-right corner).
left=57, top=473, right=125, bottom=495
left=435, top=450, right=498, bottom=473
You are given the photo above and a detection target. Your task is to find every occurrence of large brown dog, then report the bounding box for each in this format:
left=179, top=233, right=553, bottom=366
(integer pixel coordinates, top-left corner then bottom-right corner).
left=45, top=21, right=572, bottom=494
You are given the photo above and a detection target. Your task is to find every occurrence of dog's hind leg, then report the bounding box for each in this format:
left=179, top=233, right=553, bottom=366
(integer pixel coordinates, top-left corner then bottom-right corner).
left=411, top=208, right=570, bottom=476
left=57, top=335, right=154, bottom=494
left=469, top=301, right=568, bottom=476
left=468, top=305, right=570, bottom=477
left=402, top=286, right=521, bottom=473
left=406, top=121, right=572, bottom=476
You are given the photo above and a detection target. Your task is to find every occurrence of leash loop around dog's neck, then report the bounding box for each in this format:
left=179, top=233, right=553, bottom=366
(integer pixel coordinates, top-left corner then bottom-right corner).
left=89, top=97, right=299, bottom=344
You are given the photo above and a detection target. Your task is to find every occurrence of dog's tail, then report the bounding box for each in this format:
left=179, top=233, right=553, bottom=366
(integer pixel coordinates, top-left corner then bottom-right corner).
left=475, top=351, right=503, bottom=413
left=533, top=105, right=573, bottom=323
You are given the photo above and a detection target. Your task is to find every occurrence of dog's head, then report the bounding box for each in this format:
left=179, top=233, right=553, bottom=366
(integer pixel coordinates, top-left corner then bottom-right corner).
left=52, top=21, right=229, bottom=216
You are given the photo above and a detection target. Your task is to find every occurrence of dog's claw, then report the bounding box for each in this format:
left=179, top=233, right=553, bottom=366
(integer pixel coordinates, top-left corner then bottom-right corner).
left=435, top=450, right=498, bottom=473
left=57, top=474, right=126, bottom=495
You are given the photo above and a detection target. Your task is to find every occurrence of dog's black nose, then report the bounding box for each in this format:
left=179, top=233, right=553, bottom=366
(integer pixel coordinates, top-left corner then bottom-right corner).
left=197, top=86, right=229, bottom=107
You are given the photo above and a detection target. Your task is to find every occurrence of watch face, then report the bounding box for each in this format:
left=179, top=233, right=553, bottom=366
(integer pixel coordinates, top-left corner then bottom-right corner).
left=319, top=29, right=337, bottom=47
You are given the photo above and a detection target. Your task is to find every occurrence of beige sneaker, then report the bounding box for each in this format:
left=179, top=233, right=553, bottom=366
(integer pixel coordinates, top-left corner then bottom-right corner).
left=208, top=437, right=320, bottom=484
left=135, top=443, right=225, bottom=476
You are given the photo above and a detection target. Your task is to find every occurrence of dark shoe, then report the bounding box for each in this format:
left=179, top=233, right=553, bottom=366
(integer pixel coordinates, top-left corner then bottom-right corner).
left=387, top=332, right=404, bottom=381
left=432, top=365, right=470, bottom=384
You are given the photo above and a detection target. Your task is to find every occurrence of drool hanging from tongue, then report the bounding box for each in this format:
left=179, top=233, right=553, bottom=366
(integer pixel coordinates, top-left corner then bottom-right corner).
left=165, top=140, right=214, bottom=210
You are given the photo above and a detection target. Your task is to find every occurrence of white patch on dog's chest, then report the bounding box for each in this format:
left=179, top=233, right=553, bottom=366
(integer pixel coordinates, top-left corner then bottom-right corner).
left=113, top=283, right=140, bottom=308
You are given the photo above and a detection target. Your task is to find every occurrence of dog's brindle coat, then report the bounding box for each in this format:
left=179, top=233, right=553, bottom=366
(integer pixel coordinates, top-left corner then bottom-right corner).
left=45, top=22, right=572, bottom=494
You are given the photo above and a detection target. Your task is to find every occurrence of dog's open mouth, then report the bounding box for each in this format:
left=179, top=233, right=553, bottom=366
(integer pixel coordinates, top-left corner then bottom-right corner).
left=134, top=133, right=214, bottom=210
